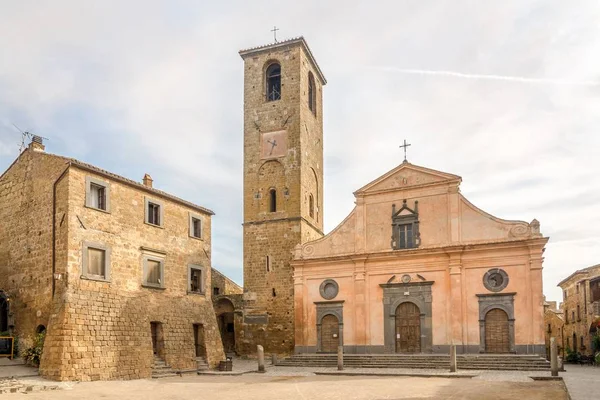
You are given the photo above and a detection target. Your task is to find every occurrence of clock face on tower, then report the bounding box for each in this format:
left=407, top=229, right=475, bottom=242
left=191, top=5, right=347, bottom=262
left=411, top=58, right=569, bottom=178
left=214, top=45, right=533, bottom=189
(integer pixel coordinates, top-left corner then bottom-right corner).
left=261, top=130, right=288, bottom=159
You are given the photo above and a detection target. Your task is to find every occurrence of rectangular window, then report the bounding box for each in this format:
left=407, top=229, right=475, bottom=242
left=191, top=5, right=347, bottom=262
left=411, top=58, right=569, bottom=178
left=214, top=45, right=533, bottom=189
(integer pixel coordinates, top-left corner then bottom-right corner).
left=576, top=284, right=579, bottom=294
left=85, top=177, right=110, bottom=212
left=213, top=287, right=220, bottom=296
left=142, top=255, right=165, bottom=288
left=189, top=213, right=203, bottom=239
left=398, top=224, right=413, bottom=249
left=547, top=324, right=551, bottom=333
left=577, top=305, right=580, bottom=321
left=188, top=264, right=205, bottom=294
left=82, top=242, right=111, bottom=281
left=145, top=197, right=164, bottom=227
left=572, top=311, right=575, bottom=322
left=565, top=310, right=569, bottom=324
left=266, top=255, right=271, bottom=272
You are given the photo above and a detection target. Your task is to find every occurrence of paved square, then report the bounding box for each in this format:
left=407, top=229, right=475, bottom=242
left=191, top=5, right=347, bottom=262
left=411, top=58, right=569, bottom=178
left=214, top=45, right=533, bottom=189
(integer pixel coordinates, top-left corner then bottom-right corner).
left=4, top=374, right=568, bottom=400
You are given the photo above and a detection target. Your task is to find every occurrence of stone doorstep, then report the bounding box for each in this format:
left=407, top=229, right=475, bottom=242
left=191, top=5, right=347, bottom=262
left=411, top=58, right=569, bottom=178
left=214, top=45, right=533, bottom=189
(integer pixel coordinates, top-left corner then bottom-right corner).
left=315, top=372, right=476, bottom=379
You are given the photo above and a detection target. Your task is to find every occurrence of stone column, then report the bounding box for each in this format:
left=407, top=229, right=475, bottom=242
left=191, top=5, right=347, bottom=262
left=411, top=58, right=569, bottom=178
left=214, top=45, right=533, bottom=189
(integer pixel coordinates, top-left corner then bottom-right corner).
left=450, top=344, right=457, bottom=372
left=271, top=353, right=277, bottom=366
left=257, top=345, right=265, bottom=373
left=550, top=338, right=558, bottom=377
left=337, top=346, right=344, bottom=371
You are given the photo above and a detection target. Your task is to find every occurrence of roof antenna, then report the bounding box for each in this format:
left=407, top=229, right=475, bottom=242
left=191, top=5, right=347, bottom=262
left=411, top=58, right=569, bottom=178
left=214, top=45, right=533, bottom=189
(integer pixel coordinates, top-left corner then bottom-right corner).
left=12, top=124, right=48, bottom=153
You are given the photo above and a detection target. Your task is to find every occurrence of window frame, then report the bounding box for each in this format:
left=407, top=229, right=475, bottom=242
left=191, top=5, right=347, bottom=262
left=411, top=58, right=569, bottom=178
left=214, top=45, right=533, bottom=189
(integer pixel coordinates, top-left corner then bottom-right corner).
left=85, top=176, right=111, bottom=213
left=188, top=264, right=206, bottom=295
left=189, top=212, right=203, bottom=240
left=308, top=71, right=316, bottom=115
left=144, top=197, right=164, bottom=228
left=265, top=62, right=281, bottom=102
left=142, top=254, right=165, bottom=289
left=81, top=241, right=111, bottom=282
left=269, top=188, right=277, bottom=212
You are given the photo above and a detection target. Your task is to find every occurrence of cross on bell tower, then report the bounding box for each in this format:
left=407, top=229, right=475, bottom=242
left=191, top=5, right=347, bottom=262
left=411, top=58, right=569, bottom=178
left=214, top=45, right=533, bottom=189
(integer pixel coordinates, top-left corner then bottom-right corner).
left=400, top=139, right=411, bottom=162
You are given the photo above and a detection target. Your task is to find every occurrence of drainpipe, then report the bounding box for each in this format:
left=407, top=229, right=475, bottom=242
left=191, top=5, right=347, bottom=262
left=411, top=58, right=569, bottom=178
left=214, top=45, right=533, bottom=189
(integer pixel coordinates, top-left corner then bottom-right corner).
left=52, top=163, right=71, bottom=299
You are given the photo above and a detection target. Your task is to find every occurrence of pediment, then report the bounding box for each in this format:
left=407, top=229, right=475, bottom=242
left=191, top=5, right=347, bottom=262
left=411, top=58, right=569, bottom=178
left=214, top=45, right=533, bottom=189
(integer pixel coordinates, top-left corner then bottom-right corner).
left=354, top=161, right=461, bottom=195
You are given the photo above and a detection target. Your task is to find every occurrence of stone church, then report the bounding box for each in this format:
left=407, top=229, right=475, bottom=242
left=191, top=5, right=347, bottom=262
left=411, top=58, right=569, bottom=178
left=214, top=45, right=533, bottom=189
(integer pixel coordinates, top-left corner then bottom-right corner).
left=222, top=36, right=549, bottom=357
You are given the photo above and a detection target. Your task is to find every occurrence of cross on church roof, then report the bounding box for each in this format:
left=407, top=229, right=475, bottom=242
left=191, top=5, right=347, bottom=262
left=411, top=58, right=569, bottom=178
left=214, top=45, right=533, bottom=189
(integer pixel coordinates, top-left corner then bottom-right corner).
left=400, top=139, right=411, bottom=162
left=271, top=26, right=280, bottom=42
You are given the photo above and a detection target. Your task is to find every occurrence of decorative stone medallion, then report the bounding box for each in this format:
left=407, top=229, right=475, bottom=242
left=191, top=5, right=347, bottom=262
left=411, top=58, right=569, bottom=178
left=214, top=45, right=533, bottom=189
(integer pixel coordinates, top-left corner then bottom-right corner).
left=319, top=279, right=339, bottom=300
left=483, top=268, right=509, bottom=292
left=401, top=274, right=411, bottom=283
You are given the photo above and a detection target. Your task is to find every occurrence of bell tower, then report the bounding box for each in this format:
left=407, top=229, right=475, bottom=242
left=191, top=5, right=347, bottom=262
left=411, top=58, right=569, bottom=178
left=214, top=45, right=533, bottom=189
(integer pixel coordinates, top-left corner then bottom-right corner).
left=239, top=37, right=326, bottom=354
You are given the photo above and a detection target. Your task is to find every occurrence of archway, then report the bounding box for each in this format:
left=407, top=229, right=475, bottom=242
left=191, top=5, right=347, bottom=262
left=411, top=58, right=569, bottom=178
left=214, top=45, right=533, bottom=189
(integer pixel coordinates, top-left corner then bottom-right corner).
left=395, top=302, right=421, bottom=353
left=485, top=308, right=510, bottom=353
left=215, top=298, right=236, bottom=354
left=320, top=314, right=339, bottom=353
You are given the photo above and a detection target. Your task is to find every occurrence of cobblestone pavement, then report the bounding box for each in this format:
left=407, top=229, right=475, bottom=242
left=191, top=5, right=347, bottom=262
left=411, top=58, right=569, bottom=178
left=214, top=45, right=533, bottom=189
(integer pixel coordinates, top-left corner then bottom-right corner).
left=561, top=364, right=600, bottom=400
left=4, top=374, right=568, bottom=400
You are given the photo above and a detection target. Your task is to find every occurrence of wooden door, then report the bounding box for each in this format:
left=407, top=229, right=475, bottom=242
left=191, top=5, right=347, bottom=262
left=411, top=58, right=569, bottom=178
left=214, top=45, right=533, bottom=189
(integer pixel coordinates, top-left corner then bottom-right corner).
left=395, top=302, right=421, bottom=353
left=320, top=314, right=339, bottom=353
left=485, top=309, right=510, bottom=353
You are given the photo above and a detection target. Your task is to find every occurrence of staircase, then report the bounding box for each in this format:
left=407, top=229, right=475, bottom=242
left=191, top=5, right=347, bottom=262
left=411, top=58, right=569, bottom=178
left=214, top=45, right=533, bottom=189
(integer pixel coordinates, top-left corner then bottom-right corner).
left=278, top=354, right=551, bottom=371
left=196, top=357, right=209, bottom=371
left=152, top=357, right=178, bottom=379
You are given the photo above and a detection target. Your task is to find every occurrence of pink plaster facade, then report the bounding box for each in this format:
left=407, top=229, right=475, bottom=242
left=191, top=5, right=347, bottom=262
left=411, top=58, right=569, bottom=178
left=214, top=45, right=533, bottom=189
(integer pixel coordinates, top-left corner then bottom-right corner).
left=292, top=162, right=548, bottom=354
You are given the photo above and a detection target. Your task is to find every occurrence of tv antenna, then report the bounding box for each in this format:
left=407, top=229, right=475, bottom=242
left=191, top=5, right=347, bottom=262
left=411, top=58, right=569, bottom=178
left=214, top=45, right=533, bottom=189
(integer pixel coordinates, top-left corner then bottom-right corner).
left=12, top=124, right=48, bottom=153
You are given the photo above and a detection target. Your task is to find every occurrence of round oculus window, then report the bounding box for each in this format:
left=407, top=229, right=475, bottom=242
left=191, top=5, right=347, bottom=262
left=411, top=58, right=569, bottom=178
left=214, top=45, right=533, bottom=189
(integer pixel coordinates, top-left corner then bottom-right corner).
left=319, top=279, right=339, bottom=300
left=483, top=269, right=509, bottom=292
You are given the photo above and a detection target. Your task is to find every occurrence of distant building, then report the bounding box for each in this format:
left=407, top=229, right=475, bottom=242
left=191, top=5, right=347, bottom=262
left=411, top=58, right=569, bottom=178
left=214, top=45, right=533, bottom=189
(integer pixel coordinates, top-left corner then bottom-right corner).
left=0, top=139, right=224, bottom=381
left=543, top=299, right=564, bottom=359
left=558, top=264, right=600, bottom=355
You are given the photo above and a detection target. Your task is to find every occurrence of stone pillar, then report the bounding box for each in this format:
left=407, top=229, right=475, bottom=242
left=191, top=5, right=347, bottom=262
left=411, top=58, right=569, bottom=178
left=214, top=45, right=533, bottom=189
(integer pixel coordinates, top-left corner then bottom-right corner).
left=337, top=346, right=343, bottom=371
left=450, top=344, right=457, bottom=373
left=257, top=345, right=265, bottom=373
left=550, top=338, right=558, bottom=377
left=446, top=249, right=465, bottom=348
left=271, top=353, right=277, bottom=366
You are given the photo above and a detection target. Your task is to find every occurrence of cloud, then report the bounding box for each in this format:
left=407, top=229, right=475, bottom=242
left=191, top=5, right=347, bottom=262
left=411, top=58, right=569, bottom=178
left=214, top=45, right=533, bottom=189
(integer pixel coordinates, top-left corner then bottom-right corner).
left=1, top=0, right=600, bottom=304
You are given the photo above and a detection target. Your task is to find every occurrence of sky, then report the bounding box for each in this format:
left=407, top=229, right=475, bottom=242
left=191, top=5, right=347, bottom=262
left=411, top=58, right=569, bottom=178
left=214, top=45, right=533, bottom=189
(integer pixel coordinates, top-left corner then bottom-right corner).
left=1, top=0, right=599, bottom=303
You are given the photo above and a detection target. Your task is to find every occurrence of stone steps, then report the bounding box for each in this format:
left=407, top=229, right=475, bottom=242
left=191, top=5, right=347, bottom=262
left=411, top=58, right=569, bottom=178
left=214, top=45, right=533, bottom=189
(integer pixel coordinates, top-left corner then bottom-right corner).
left=279, top=354, right=551, bottom=371
left=152, top=357, right=178, bottom=379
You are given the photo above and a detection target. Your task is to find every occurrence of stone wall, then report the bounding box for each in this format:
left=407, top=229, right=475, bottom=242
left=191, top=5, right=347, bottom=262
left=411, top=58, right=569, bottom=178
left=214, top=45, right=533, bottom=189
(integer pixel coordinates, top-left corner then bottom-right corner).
left=211, top=267, right=242, bottom=296
left=0, top=146, right=70, bottom=351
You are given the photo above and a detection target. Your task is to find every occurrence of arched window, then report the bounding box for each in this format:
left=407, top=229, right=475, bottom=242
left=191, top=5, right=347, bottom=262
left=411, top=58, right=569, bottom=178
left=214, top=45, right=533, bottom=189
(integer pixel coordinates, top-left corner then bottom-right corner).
left=309, top=194, right=314, bottom=218
left=308, top=72, right=316, bottom=113
left=266, top=63, right=281, bottom=101
left=269, top=189, right=277, bottom=212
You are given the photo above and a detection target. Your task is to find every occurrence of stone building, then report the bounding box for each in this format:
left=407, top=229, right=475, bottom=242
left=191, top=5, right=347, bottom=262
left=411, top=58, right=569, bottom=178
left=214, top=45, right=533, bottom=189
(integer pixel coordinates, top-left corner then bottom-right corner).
left=543, top=300, right=564, bottom=359
left=0, top=139, right=224, bottom=380
left=557, top=264, right=600, bottom=355
left=292, top=161, right=549, bottom=355
left=236, top=37, right=326, bottom=355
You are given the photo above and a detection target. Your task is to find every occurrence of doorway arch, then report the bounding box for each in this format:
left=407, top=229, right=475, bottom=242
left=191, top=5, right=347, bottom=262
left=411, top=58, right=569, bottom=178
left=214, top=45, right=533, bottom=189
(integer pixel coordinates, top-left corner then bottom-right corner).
left=320, top=314, right=340, bottom=353
left=395, top=302, right=421, bottom=353
left=215, top=298, right=236, bottom=354
left=484, top=308, right=510, bottom=353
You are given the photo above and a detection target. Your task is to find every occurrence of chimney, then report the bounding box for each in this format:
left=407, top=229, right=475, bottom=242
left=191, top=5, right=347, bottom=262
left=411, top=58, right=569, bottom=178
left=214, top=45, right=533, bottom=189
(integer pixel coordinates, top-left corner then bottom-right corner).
left=143, top=173, right=153, bottom=188
left=29, top=135, right=45, bottom=152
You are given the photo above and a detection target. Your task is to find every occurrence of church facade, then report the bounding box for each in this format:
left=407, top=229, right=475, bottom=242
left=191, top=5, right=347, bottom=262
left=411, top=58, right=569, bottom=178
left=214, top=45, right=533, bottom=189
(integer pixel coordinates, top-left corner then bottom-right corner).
left=292, top=162, right=548, bottom=355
